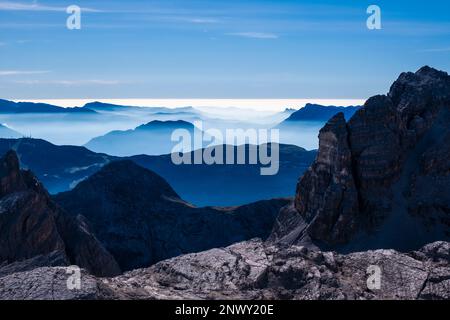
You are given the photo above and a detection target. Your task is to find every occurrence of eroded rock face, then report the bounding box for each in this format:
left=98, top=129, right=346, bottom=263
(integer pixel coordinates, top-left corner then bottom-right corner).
left=0, top=266, right=101, bottom=300
left=0, top=150, right=120, bottom=277
left=102, top=240, right=450, bottom=300
left=292, top=113, right=359, bottom=245
left=271, top=66, right=450, bottom=250
left=1, top=240, right=447, bottom=300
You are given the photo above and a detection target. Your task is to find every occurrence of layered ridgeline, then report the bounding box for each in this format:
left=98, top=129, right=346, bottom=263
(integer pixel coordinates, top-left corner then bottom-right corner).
left=270, top=66, right=450, bottom=251
left=53, top=160, right=289, bottom=271
left=0, top=138, right=315, bottom=206
left=0, top=152, right=289, bottom=274
left=0, top=99, right=96, bottom=114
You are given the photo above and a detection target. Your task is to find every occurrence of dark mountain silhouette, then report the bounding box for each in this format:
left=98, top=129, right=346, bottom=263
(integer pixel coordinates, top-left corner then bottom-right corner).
left=85, top=120, right=200, bottom=156
left=130, top=143, right=315, bottom=206
left=270, top=66, right=450, bottom=252
left=0, top=138, right=116, bottom=194
left=82, top=101, right=198, bottom=115
left=276, top=104, right=362, bottom=149
left=0, top=99, right=96, bottom=114
left=0, top=150, right=120, bottom=277
left=0, top=138, right=315, bottom=206
left=54, top=160, right=290, bottom=271
left=282, top=103, right=361, bottom=122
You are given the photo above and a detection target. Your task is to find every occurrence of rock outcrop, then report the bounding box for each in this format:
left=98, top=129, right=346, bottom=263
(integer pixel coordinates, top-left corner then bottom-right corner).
left=0, top=150, right=120, bottom=277
left=1, top=240, right=448, bottom=300
left=271, top=66, right=450, bottom=251
left=54, top=160, right=290, bottom=271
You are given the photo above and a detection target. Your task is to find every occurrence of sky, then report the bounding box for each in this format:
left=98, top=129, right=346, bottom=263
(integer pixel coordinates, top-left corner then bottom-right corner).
left=0, top=0, right=449, bottom=100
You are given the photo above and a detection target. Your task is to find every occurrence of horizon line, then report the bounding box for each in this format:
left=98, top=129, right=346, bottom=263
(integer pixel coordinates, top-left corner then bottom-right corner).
left=11, top=98, right=367, bottom=111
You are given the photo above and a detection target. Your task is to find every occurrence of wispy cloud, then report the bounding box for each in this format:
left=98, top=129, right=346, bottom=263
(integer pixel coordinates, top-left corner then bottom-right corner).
left=226, top=32, right=278, bottom=39
left=0, top=70, right=50, bottom=76
left=14, top=79, right=122, bottom=86
left=0, top=1, right=102, bottom=12
left=188, top=18, right=219, bottom=24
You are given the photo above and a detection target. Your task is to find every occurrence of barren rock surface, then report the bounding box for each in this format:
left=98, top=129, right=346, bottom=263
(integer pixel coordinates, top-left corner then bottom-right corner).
left=0, top=240, right=447, bottom=300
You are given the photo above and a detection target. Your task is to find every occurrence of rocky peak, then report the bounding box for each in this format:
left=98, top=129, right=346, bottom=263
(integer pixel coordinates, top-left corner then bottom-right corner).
left=388, top=66, right=450, bottom=119
left=276, top=113, right=359, bottom=246
left=1, top=151, right=28, bottom=196
left=0, top=150, right=48, bottom=198
left=0, top=150, right=120, bottom=277
left=271, top=67, right=450, bottom=251
left=314, top=112, right=349, bottom=167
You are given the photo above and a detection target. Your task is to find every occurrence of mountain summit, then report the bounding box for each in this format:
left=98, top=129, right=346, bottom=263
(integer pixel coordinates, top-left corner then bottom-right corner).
left=85, top=120, right=199, bottom=156
left=270, top=66, right=450, bottom=251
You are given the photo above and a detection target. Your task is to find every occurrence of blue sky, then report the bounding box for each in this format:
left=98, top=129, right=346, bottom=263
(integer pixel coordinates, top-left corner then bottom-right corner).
left=0, top=0, right=449, bottom=99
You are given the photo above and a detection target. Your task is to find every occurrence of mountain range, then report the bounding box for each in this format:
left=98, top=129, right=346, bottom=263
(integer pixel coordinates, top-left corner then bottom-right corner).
left=282, top=103, right=361, bottom=122
left=0, top=66, right=448, bottom=300
left=81, top=101, right=199, bottom=116
left=0, top=99, right=96, bottom=114
left=54, top=160, right=290, bottom=271
left=0, top=138, right=316, bottom=206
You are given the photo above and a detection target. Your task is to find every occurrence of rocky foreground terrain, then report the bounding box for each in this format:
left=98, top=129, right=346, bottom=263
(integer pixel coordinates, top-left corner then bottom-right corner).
left=0, top=239, right=448, bottom=300
left=0, top=67, right=449, bottom=300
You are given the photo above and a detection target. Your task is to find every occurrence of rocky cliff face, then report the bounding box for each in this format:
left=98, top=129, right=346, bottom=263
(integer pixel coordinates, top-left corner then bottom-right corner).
left=270, top=66, right=450, bottom=251
left=0, top=150, right=120, bottom=277
left=54, top=160, right=290, bottom=271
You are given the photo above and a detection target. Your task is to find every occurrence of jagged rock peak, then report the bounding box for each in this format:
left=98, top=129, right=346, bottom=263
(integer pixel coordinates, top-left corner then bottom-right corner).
left=388, top=66, right=450, bottom=115
left=0, top=150, right=121, bottom=277
left=0, top=150, right=43, bottom=197
left=271, top=66, right=450, bottom=251
left=289, top=112, right=359, bottom=245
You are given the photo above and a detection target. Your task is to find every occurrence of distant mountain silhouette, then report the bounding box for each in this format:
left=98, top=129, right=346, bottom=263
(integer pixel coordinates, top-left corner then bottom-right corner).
left=275, top=104, right=361, bottom=149
left=130, top=143, right=316, bottom=206
left=282, top=103, right=361, bottom=122
left=83, top=101, right=198, bottom=115
left=54, top=160, right=290, bottom=271
left=0, top=99, right=96, bottom=114
left=0, top=138, right=316, bottom=206
left=85, top=120, right=202, bottom=156
left=0, top=124, right=22, bottom=138
left=0, top=138, right=116, bottom=194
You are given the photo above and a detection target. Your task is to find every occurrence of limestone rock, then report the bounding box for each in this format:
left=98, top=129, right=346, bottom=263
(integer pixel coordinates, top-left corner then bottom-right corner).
left=271, top=66, right=450, bottom=251
left=0, top=150, right=120, bottom=277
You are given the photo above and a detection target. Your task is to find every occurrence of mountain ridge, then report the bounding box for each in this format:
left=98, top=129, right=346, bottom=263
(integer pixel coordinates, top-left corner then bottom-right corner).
left=53, top=159, right=290, bottom=271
